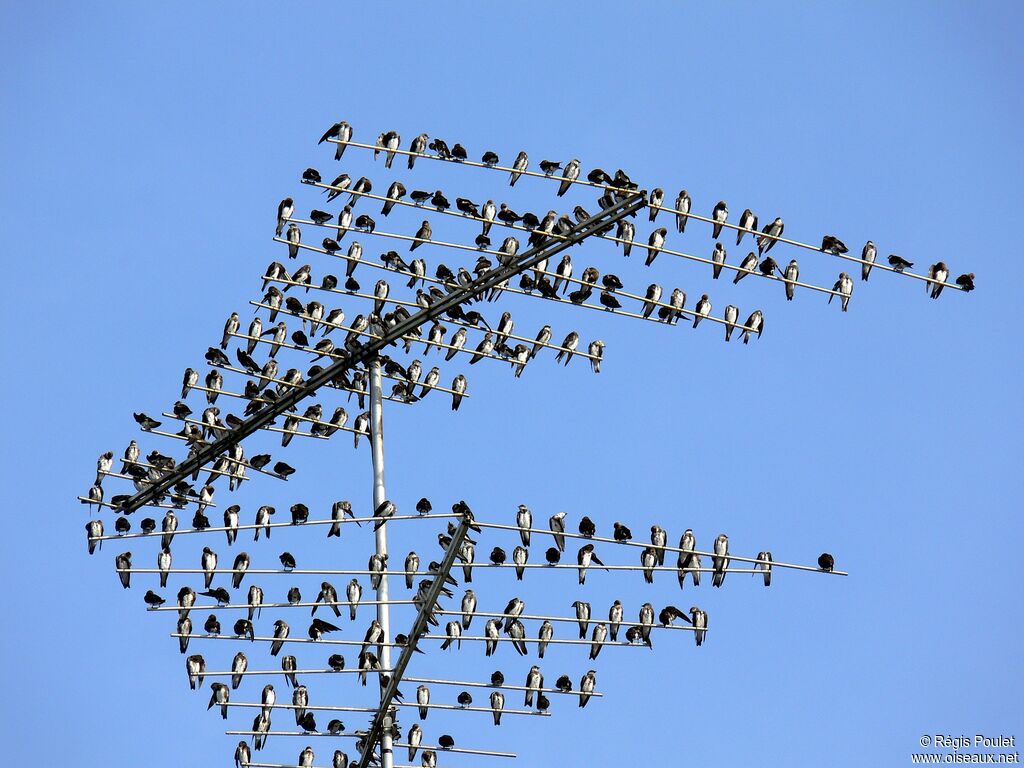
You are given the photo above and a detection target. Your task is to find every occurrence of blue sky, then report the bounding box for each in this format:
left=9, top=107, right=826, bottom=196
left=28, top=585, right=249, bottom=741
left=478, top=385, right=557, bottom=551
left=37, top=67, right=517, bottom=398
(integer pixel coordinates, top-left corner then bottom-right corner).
left=2, top=2, right=1021, bottom=766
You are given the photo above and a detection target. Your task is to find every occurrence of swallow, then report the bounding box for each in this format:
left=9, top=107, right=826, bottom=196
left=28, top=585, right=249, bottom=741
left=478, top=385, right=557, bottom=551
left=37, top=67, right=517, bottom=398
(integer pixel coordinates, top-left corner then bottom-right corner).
left=955, top=273, right=975, bottom=292
left=645, top=228, right=667, bottom=266
left=484, top=618, right=500, bottom=656
left=509, top=151, right=528, bottom=185
left=759, top=256, right=779, bottom=277
left=417, top=685, right=430, bottom=719
left=579, top=516, right=596, bottom=537
left=554, top=331, right=579, bottom=365
left=144, top=590, right=165, bottom=609
left=369, top=553, right=387, bottom=590
left=758, top=217, right=784, bottom=254
left=525, top=666, right=544, bottom=707
left=693, top=294, right=711, bottom=328
left=689, top=606, right=708, bottom=646
left=638, top=602, right=655, bottom=647
left=451, top=375, right=467, bottom=411
left=828, top=272, right=854, bottom=311
left=577, top=544, right=605, bottom=584
left=712, top=534, right=730, bottom=587
left=548, top=511, right=567, bottom=552
left=539, top=159, right=561, bottom=176
left=578, top=670, right=597, bottom=707
left=281, top=654, right=298, bottom=688
left=176, top=615, right=192, bottom=652
left=325, top=172, right=352, bottom=201
left=732, top=251, right=757, bottom=284
left=741, top=310, right=764, bottom=344
left=235, top=741, right=251, bottom=768
left=607, top=599, right=625, bottom=642
left=640, top=547, right=658, bottom=583
left=572, top=599, right=592, bottom=639
left=710, top=201, right=729, bottom=239
left=558, top=159, right=580, bottom=196
left=677, top=528, right=700, bottom=587
left=205, top=613, right=221, bottom=635
left=157, top=547, right=172, bottom=587
left=780, top=259, right=799, bottom=300
left=233, top=618, right=255, bottom=642
left=206, top=682, right=229, bottom=719
left=409, top=221, right=431, bottom=252
left=641, top=283, right=663, bottom=319
left=407, top=133, right=428, bottom=167
left=344, top=578, right=360, bottom=619
left=328, top=654, right=345, bottom=672
left=927, top=261, right=949, bottom=298
left=439, top=620, right=462, bottom=650
left=270, top=619, right=289, bottom=655
left=187, top=655, right=206, bottom=692
left=821, top=234, right=849, bottom=255
left=818, top=552, right=835, bottom=572
left=313, top=581, right=340, bottom=618
left=285, top=223, right=301, bottom=259
left=319, top=120, right=352, bottom=159
left=616, top=219, right=635, bottom=257
left=512, top=546, right=528, bottom=580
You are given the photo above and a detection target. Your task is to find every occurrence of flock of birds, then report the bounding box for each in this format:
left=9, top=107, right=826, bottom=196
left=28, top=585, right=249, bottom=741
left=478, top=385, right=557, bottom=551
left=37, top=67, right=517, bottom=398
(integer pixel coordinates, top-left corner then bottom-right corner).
left=79, top=120, right=883, bottom=768
left=310, top=120, right=975, bottom=311
left=84, top=492, right=812, bottom=767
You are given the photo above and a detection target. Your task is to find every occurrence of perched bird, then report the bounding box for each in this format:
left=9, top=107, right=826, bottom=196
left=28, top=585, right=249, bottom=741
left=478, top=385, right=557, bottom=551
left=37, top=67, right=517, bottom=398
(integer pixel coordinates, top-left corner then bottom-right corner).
left=589, top=622, right=609, bottom=659
left=579, top=670, right=597, bottom=708
left=490, top=690, right=504, bottom=725
left=417, top=685, right=430, bottom=719
left=537, top=619, right=554, bottom=658
left=956, top=273, right=975, bottom=292
left=828, top=272, right=854, bottom=311
left=549, top=511, right=567, bottom=551
left=319, top=120, right=352, bottom=160
left=407, top=724, right=423, bottom=760
left=645, top=228, right=667, bottom=266
left=608, top=600, right=624, bottom=641
left=888, top=254, right=914, bottom=273
left=577, top=543, right=605, bottom=584
left=674, top=190, right=692, bottom=232
left=737, top=208, right=758, bottom=244
left=690, top=606, right=708, bottom=646
left=513, top=546, right=528, bottom=580
left=758, top=218, right=784, bottom=253
left=693, top=294, right=711, bottom=328
left=821, top=234, right=849, bottom=255
left=144, top=590, right=165, bottom=609
left=677, top=529, right=701, bottom=588
left=509, top=151, right=529, bottom=185
left=410, top=221, right=432, bottom=251
left=641, top=283, right=662, bottom=319
left=927, top=261, right=949, bottom=299
left=755, top=551, right=773, bottom=586
left=208, top=682, right=230, bottom=719
left=270, top=619, right=289, bottom=656
left=573, top=599, right=592, bottom=638
left=818, top=552, right=835, bottom=572
left=711, top=201, right=729, bottom=239
left=740, top=310, right=764, bottom=344
left=578, top=516, right=596, bottom=538
left=525, top=666, right=543, bottom=707
left=558, top=159, right=580, bottom=196
left=712, top=534, right=730, bottom=587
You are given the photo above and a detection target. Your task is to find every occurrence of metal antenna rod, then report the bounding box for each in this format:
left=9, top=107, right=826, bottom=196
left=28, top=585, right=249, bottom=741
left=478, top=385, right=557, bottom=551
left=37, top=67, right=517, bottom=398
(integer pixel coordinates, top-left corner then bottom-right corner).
left=356, top=517, right=471, bottom=768
left=368, top=358, right=393, bottom=768
left=118, top=192, right=645, bottom=513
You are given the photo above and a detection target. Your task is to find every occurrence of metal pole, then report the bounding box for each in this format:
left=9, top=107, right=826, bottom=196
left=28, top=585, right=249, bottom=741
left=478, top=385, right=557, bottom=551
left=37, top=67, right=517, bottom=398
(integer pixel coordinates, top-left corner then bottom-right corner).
left=368, top=359, right=394, bottom=768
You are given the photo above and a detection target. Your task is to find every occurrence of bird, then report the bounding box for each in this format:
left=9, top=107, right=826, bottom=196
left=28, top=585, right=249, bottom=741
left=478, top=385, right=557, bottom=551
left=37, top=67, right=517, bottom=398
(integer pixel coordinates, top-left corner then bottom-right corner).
left=818, top=552, right=835, bottom=572
left=829, top=272, right=854, bottom=311
left=737, top=208, right=758, bottom=244
left=641, top=547, right=658, bottom=583
left=755, top=551, right=773, bottom=586
left=589, top=622, right=608, bottom=659
left=888, top=254, right=914, bottom=272
left=690, top=606, right=708, bottom=646
left=525, top=666, right=543, bottom=707
left=235, top=741, right=250, bottom=768
left=515, top=504, right=533, bottom=546
left=956, top=273, right=975, bottom=292
left=537, top=619, right=554, bottom=658
left=860, top=241, right=878, bottom=281
left=711, top=201, right=729, bottom=238
left=758, top=217, right=784, bottom=254
left=579, top=516, right=596, bottom=537
left=270, top=619, right=289, bottom=656
left=579, top=670, right=597, bottom=708
left=577, top=543, right=605, bottom=584
left=712, top=533, right=730, bottom=587
left=646, top=228, right=667, bottom=266
left=407, top=724, right=423, bottom=760
left=608, top=600, right=624, bottom=641
left=144, top=590, right=165, bottom=609
left=410, top=221, right=431, bottom=251
left=309, top=617, right=341, bottom=641
left=417, top=685, right=430, bottom=719
left=231, top=551, right=250, bottom=589
left=740, top=310, right=764, bottom=344
left=678, top=529, right=701, bottom=588
left=513, top=546, right=528, bottom=580
left=549, top=512, right=567, bottom=551
left=641, top=283, right=662, bottom=319
left=490, top=690, right=504, bottom=725
left=280, top=551, right=296, bottom=570
left=558, top=159, right=580, bottom=196
left=821, top=234, right=849, bottom=255
left=554, top=331, right=579, bottom=365
left=693, top=294, right=711, bottom=328
left=319, top=120, right=352, bottom=160
left=509, top=151, right=529, bottom=186
left=782, top=259, right=799, bottom=300
left=573, top=599, right=592, bottom=638
left=639, top=602, right=655, bottom=647
left=617, top=219, right=635, bottom=257
left=927, top=261, right=949, bottom=298
left=208, top=682, right=230, bottom=719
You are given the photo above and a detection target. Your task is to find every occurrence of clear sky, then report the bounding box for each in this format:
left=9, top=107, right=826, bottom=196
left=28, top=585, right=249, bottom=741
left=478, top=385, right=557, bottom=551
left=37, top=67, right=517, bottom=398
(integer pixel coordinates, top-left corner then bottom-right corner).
left=2, top=2, right=1021, bottom=767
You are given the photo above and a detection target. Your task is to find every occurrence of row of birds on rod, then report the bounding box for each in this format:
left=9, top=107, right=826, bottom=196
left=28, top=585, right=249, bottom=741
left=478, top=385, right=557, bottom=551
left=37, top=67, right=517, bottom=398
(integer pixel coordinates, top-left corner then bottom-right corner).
left=253, top=268, right=605, bottom=375
left=311, top=120, right=976, bottom=298
left=279, top=180, right=767, bottom=341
